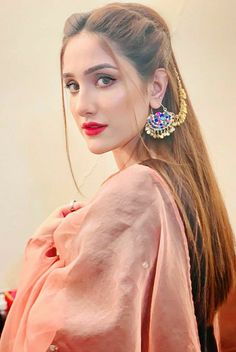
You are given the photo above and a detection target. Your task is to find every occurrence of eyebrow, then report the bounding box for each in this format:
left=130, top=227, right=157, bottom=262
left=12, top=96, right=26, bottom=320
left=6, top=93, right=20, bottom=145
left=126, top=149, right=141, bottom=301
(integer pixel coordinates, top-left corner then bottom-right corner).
left=62, top=63, right=118, bottom=78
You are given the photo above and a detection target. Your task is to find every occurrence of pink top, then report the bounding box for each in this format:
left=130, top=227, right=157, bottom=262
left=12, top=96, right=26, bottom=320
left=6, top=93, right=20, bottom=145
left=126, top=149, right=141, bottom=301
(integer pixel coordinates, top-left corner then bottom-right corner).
left=0, top=164, right=217, bottom=351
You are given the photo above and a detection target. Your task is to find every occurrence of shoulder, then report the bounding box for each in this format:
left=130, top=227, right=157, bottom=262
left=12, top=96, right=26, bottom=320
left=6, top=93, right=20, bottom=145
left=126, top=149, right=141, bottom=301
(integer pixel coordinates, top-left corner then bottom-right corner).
left=102, top=163, right=171, bottom=199
left=86, top=164, right=154, bottom=212
left=100, top=163, right=155, bottom=197
left=99, top=163, right=182, bottom=222
left=94, top=163, right=172, bottom=211
left=84, top=164, right=164, bottom=232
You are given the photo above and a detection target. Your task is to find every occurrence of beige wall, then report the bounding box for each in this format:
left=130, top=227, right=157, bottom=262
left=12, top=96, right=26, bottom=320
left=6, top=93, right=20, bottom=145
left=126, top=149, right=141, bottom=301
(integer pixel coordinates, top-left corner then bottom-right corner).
left=0, top=0, right=235, bottom=289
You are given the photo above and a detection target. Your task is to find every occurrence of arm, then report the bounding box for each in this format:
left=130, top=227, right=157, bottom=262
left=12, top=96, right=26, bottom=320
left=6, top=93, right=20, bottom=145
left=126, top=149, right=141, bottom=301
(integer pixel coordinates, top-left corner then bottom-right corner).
left=1, top=167, right=159, bottom=352
left=17, top=201, right=84, bottom=292
left=0, top=202, right=84, bottom=352
left=53, top=165, right=162, bottom=351
left=49, top=165, right=201, bottom=351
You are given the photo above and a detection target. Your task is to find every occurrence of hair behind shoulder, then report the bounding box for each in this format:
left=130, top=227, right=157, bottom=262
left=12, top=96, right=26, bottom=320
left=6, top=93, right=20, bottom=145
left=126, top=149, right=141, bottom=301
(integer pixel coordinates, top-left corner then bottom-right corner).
left=60, top=2, right=236, bottom=325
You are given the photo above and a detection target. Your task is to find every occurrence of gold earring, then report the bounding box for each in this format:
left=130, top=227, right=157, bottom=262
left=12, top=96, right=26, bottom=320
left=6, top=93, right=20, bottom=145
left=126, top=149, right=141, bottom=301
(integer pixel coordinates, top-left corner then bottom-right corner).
left=144, top=66, right=187, bottom=139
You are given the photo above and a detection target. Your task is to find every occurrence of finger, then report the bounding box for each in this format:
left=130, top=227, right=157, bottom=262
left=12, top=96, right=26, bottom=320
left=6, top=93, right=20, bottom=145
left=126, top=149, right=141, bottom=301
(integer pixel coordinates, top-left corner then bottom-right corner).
left=56, top=201, right=85, bottom=218
left=33, top=218, right=62, bottom=238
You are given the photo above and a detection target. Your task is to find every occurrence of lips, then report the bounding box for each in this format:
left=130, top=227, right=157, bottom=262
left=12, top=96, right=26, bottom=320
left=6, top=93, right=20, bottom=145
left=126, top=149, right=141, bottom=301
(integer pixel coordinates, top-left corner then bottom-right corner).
left=82, top=122, right=108, bottom=129
left=83, top=125, right=107, bottom=136
left=85, top=126, right=104, bottom=129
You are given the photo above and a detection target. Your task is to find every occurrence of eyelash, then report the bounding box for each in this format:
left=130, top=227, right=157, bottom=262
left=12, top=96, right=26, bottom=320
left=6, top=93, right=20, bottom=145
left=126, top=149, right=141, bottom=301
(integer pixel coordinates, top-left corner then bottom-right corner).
left=64, top=75, right=116, bottom=94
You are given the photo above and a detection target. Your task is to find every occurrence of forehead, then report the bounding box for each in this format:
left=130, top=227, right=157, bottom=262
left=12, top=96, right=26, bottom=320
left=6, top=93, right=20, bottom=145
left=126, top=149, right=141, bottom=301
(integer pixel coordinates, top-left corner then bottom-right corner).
left=62, top=31, right=147, bottom=94
left=62, top=31, right=118, bottom=71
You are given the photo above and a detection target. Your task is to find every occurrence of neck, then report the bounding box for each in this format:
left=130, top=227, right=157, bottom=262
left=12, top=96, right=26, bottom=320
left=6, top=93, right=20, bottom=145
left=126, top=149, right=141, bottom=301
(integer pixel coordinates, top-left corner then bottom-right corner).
left=112, top=135, right=149, bottom=170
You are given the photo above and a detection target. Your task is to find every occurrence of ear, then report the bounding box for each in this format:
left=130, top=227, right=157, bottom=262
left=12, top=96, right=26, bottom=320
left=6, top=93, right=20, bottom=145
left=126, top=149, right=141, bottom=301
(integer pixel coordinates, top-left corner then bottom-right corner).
left=148, top=68, right=168, bottom=109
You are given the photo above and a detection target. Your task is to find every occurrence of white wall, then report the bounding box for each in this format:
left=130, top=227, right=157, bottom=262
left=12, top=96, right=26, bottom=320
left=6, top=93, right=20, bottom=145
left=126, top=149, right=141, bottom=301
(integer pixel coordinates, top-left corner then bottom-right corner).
left=0, top=0, right=235, bottom=289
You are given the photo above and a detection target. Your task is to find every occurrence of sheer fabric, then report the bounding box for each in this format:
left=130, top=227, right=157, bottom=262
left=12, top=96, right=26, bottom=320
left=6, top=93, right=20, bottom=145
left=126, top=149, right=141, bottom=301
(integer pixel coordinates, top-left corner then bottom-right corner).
left=0, top=163, right=214, bottom=351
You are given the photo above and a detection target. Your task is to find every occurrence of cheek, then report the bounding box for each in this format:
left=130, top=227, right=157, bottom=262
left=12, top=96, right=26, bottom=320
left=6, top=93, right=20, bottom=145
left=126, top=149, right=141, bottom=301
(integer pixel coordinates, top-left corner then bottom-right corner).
left=109, top=94, right=148, bottom=133
left=69, top=99, right=75, bottom=116
left=104, top=89, right=133, bottom=125
left=107, top=100, right=147, bottom=138
left=102, top=86, right=129, bottom=111
left=69, top=100, right=83, bottom=132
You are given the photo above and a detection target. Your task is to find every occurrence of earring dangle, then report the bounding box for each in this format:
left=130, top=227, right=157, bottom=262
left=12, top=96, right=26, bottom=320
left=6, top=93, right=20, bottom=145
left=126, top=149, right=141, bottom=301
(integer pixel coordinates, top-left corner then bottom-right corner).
left=144, top=66, right=187, bottom=139
left=145, top=104, right=175, bottom=139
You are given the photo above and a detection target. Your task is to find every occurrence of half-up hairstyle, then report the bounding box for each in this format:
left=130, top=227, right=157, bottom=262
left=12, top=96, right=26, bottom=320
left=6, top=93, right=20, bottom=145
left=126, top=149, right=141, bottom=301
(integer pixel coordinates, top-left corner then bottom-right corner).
left=60, top=2, right=236, bottom=344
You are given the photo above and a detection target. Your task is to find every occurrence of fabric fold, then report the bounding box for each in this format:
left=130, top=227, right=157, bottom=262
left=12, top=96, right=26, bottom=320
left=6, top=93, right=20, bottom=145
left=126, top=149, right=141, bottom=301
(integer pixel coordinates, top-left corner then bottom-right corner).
left=0, top=164, right=204, bottom=351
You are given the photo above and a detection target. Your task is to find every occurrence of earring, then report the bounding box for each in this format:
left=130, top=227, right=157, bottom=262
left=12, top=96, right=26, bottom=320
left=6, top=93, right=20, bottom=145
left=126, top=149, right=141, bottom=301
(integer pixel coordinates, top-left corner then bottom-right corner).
left=144, top=66, right=187, bottom=139
left=145, top=104, right=175, bottom=139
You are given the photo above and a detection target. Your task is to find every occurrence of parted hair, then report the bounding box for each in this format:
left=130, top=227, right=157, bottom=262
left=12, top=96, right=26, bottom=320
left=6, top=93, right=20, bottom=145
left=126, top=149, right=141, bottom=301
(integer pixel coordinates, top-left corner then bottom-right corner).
left=60, top=2, right=235, bottom=327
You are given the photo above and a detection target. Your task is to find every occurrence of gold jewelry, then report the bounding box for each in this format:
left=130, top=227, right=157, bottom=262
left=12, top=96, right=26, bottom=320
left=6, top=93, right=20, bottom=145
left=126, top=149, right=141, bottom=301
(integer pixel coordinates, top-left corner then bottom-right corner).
left=144, top=66, right=187, bottom=139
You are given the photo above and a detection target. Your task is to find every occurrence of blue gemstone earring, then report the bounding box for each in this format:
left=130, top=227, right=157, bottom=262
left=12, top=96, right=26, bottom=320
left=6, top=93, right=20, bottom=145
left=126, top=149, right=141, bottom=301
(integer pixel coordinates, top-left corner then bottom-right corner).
left=144, top=66, right=187, bottom=139
left=144, top=104, right=176, bottom=139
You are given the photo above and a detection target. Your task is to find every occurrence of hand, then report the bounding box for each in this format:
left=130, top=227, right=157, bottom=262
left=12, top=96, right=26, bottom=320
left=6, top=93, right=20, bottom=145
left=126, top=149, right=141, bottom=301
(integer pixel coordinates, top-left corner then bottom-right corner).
left=32, top=201, right=84, bottom=238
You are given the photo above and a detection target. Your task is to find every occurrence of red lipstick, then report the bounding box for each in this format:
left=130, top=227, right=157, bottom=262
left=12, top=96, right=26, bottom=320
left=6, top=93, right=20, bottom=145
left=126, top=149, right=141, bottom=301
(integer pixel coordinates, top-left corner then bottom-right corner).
left=82, top=122, right=108, bottom=136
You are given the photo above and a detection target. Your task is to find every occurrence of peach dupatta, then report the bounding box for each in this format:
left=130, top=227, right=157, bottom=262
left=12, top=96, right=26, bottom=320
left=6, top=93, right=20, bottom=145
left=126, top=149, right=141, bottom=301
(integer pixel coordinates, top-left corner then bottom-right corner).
left=0, top=164, right=206, bottom=351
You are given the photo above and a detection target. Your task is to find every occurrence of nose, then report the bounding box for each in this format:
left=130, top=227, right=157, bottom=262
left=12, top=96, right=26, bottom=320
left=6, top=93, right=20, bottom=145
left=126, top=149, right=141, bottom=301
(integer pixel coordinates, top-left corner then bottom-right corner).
left=70, top=89, right=97, bottom=118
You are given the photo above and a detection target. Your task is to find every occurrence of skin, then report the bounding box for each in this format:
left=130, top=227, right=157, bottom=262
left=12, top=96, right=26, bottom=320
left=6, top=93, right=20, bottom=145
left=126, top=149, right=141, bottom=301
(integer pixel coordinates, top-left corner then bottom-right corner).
left=62, top=30, right=168, bottom=169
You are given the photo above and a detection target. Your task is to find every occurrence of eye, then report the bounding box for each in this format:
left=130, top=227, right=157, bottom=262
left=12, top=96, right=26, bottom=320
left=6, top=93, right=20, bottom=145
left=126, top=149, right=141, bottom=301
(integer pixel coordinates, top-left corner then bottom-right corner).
left=96, top=75, right=116, bottom=87
left=64, top=81, right=79, bottom=94
left=64, top=75, right=116, bottom=94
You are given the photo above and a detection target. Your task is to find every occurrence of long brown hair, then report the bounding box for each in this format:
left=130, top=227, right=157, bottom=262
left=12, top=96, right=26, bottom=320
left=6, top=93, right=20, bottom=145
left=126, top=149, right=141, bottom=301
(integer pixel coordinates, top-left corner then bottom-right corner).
left=60, top=2, right=235, bottom=325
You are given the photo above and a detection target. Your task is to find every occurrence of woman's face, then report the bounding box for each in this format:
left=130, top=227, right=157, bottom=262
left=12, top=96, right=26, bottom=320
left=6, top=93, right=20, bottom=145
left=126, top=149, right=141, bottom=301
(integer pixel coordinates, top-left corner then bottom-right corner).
left=62, top=31, right=150, bottom=155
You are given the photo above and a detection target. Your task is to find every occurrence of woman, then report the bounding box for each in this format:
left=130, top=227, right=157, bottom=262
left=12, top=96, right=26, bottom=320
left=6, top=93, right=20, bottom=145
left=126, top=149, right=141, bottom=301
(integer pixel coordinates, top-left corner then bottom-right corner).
left=0, top=2, right=235, bottom=351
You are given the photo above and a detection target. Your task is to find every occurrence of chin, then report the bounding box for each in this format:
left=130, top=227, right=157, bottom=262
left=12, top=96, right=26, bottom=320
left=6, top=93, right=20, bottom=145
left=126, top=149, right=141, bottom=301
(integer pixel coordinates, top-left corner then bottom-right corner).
left=87, top=144, right=112, bottom=154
